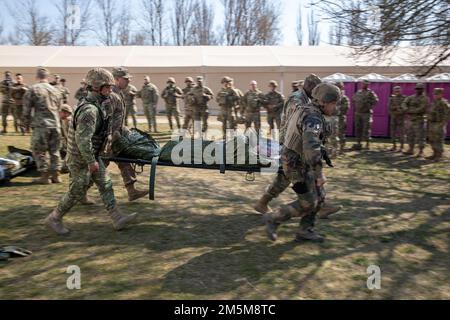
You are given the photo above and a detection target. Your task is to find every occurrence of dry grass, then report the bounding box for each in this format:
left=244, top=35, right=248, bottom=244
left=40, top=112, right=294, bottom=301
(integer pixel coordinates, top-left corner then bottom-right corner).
left=0, top=116, right=449, bottom=299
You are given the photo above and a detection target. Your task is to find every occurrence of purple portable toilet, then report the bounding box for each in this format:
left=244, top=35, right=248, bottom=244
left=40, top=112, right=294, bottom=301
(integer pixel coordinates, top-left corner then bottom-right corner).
left=391, top=74, right=421, bottom=96
left=356, top=73, right=392, bottom=137
left=322, top=73, right=357, bottom=136
left=425, top=73, right=450, bottom=138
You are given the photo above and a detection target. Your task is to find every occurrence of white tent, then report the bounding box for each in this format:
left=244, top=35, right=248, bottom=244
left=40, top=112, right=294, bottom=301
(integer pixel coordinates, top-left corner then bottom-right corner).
left=322, top=73, right=356, bottom=82
left=391, top=73, right=420, bottom=82
left=425, top=73, right=450, bottom=82
left=356, top=73, right=391, bottom=82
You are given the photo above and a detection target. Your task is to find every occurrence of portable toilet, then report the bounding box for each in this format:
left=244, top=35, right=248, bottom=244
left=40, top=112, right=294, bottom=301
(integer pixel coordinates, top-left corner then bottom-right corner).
left=425, top=73, right=450, bottom=138
left=322, top=73, right=356, bottom=136
left=356, top=73, right=392, bottom=137
left=391, top=74, right=422, bottom=96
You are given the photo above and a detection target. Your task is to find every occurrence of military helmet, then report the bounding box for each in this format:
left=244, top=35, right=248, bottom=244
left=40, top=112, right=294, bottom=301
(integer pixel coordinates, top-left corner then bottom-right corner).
left=312, top=83, right=341, bottom=104
left=415, top=82, right=425, bottom=89
left=167, top=77, right=176, bottom=84
left=61, top=104, right=73, bottom=114
left=185, top=77, right=194, bottom=83
left=304, top=74, right=322, bottom=89
left=86, top=68, right=115, bottom=89
left=269, top=80, right=278, bottom=87
left=221, top=76, right=232, bottom=84
left=112, top=67, right=132, bottom=79
left=433, top=88, right=444, bottom=95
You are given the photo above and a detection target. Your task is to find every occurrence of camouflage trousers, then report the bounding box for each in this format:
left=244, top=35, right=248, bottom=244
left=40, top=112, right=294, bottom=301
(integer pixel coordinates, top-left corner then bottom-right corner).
left=143, top=103, right=157, bottom=131
left=267, top=112, right=281, bottom=131
left=166, top=103, right=181, bottom=130
left=354, top=112, right=372, bottom=143
left=182, top=108, right=193, bottom=130
left=326, top=116, right=339, bottom=156
left=57, top=158, right=116, bottom=214
left=1, top=101, right=15, bottom=129
left=269, top=148, right=324, bottom=232
left=338, top=116, right=347, bottom=148
left=220, top=107, right=235, bottom=135
left=390, top=114, right=405, bottom=144
left=193, top=105, right=209, bottom=133
left=245, top=111, right=261, bottom=134
left=428, top=122, right=446, bottom=154
left=405, top=118, right=426, bottom=150
left=31, top=127, right=61, bottom=173
left=125, top=104, right=137, bottom=128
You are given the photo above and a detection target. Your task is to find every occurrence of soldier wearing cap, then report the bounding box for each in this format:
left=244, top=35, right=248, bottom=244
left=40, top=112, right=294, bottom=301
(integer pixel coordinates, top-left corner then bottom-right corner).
left=388, top=85, right=406, bottom=151
left=264, top=83, right=342, bottom=243
left=22, top=67, right=63, bottom=184
left=1, top=71, right=15, bottom=134
left=59, top=79, right=70, bottom=104
left=352, top=79, right=379, bottom=150
left=161, top=77, right=183, bottom=131
left=241, top=80, right=264, bottom=135
left=427, top=88, right=449, bottom=161
left=10, top=73, right=29, bottom=135
left=291, top=81, right=299, bottom=93
left=191, top=76, right=214, bottom=135
left=181, top=77, right=195, bottom=133
left=216, top=76, right=240, bottom=137
left=137, top=75, right=159, bottom=132
left=75, top=79, right=88, bottom=101
left=50, top=74, right=67, bottom=104
left=401, top=82, right=429, bottom=157
left=45, top=68, right=138, bottom=236
left=121, top=74, right=138, bottom=128
left=261, top=80, right=285, bottom=135
left=334, top=82, right=350, bottom=153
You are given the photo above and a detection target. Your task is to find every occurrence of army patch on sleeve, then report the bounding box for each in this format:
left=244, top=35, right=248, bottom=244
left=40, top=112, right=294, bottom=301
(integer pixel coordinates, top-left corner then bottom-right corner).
left=304, top=117, right=322, bottom=135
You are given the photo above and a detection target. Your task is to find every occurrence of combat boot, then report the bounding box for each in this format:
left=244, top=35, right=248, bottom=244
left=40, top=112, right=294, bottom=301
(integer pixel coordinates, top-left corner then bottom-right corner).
left=125, top=183, right=149, bottom=202
left=433, top=151, right=443, bottom=162
left=253, top=193, right=273, bottom=214
left=45, top=208, right=70, bottom=235
left=263, top=213, right=280, bottom=242
left=318, top=204, right=343, bottom=219
left=33, top=172, right=51, bottom=185
left=80, top=195, right=95, bottom=205
left=1, top=126, right=7, bottom=134
left=352, top=143, right=362, bottom=151
left=108, top=206, right=137, bottom=231
left=365, top=141, right=370, bottom=150
left=295, top=228, right=325, bottom=243
left=390, top=143, right=397, bottom=151
left=51, top=171, right=63, bottom=183
left=403, top=147, right=414, bottom=155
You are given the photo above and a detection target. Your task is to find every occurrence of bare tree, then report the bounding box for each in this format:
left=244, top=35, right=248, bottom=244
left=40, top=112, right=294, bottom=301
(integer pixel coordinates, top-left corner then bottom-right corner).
left=54, top=0, right=92, bottom=45
left=316, top=0, right=450, bottom=76
left=172, top=0, right=195, bottom=45
left=329, top=22, right=344, bottom=45
left=190, top=0, right=218, bottom=45
left=222, top=0, right=281, bottom=45
left=117, top=4, right=131, bottom=45
left=141, top=0, right=165, bottom=45
left=8, top=0, right=54, bottom=45
left=307, top=8, right=320, bottom=45
left=297, top=5, right=303, bottom=45
left=95, top=0, right=119, bottom=46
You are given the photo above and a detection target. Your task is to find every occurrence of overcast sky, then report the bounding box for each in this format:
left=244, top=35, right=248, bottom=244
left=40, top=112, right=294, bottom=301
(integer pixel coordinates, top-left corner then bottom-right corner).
left=0, top=0, right=330, bottom=46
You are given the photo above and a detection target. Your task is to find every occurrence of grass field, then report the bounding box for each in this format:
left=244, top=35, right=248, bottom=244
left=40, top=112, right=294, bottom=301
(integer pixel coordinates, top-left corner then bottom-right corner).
left=0, top=116, right=449, bottom=299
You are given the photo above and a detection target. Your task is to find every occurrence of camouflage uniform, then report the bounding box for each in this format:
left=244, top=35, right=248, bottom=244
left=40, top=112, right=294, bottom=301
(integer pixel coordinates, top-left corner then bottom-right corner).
left=264, top=83, right=341, bottom=242
left=59, top=104, right=73, bottom=173
left=242, top=89, right=264, bottom=134
left=216, top=79, right=240, bottom=135
left=75, top=85, right=88, bottom=101
left=402, top=92, right=429, bottom=153
left=161, top=80, right=183, bottom=130
left=191, top=78, right=214, bottom=133
left=388, top=91, right=406, bottom=149
left=10, top=82, right=29, bottom=133
left=122, top=84, right=138, bottom=128
left=262, top=84, right=285, bottom=132
left=52, top=83, right=70, bottom=104
left=137, top=80, right=159, bottom=132
left=181, top=78, right=195, bottom=130
left=1, top=77, right=15, bottom=132
left=337, top=94, right=350, bottom=151
left=280, top=88, right=311, bottom=145
left=23, top=81, right=62, bottom=174
left=427, top=90, right=449, bottom=158
left=352, top=87, right=378, bottom=147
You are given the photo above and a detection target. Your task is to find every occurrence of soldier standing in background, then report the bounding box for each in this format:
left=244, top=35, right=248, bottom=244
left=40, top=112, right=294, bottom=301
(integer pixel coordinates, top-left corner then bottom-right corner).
left=262, top=80, right=285, bottom=136
left=388, top=86, right=406, bottom=152
left=181, top=77, right=195, bottom=134
left=75, top=79, right=88, bottom=101
left=59, top=104, right=73, bottom=174
left=11, top=73, right=29, bottom=135
left=122, top=80, right=138, bottom=128
left=1, top=71, right=15, bottom=134
left=191, top=76, right=214, bottom=136
left=335, top=82, right=350, bottom=154
left=60, top=79, right=70, bottom=104
left=352, top=80, right=379, bottom=150
left=22, top=68, right=63, bottom=184
left=45, top=68, right=137, bottom=236
left=263, top=83, right=342, bottom=243
left=161, top=77, right=183, bottom=131
left=216, top=76, right=239, bottom=138
left=241, top=80, right=264, bottom=136
left=232, top=82, right=244, bottom=129
left=402, top=83, right=429, bottom=157
left=426, top=88, right=449, bottom=161
left=137, top=75, right=159, bottom=132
